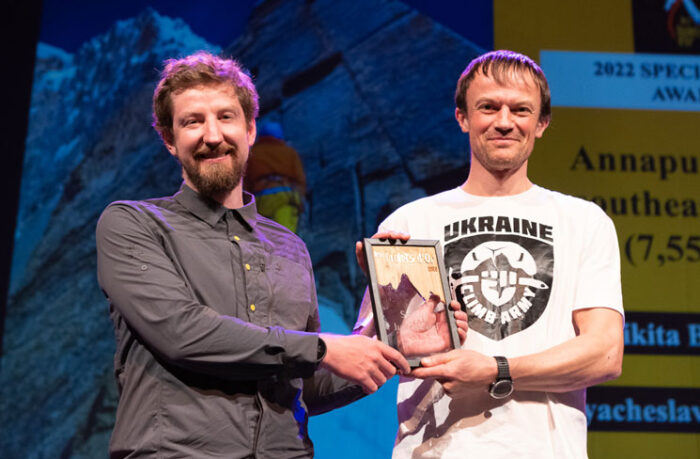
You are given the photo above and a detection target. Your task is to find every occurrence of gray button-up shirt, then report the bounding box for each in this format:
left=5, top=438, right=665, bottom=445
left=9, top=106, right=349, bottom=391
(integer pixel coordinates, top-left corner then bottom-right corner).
left=97, top=185, right=360, bottom=458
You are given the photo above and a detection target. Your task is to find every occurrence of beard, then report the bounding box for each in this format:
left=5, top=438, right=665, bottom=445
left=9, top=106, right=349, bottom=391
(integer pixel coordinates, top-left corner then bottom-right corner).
left=181, top=143, right=247, bottom=198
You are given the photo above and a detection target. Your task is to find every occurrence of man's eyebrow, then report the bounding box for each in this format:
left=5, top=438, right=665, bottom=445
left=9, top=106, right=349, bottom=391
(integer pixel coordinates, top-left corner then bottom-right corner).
left=176, top=110, right=200, bottom=119
left=473, top=96, right=498, bottom=105
left=474, top=97, right=536, bottom=107
left=512, top=100, right=537, bottom=109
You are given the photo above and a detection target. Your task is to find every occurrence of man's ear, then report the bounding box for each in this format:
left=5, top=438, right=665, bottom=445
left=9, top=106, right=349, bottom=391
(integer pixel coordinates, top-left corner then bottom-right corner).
left=455, top=108, right=469, bottom=133
left=247, top=119, right=257, bottom=147
left=535, top=115, right=550, bottom=139
left=161, top=130, right=177, bottom=156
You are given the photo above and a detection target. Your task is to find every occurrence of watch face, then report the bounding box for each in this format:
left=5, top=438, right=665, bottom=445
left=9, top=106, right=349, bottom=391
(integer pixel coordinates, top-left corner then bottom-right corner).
left=489, top=379, right=513, bottom=399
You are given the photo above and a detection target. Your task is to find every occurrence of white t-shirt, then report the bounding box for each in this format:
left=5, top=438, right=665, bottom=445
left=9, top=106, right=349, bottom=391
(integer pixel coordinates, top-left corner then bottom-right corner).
left=365, top=185, right=623, bottom=459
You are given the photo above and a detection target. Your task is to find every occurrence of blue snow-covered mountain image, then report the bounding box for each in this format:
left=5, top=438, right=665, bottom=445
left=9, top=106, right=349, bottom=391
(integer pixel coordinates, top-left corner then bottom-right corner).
left=1, top=1, right=481, bottom=456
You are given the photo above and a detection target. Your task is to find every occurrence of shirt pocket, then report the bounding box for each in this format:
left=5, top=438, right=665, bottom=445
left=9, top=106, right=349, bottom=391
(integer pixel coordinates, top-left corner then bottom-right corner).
left=267, top=256, right=313, bottom=331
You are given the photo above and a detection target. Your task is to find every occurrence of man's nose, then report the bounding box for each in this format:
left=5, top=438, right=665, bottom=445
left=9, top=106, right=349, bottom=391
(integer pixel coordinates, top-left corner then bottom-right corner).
left=203, top=120, right=223, bottom=145
left=494, top=106, right=514, bottom=132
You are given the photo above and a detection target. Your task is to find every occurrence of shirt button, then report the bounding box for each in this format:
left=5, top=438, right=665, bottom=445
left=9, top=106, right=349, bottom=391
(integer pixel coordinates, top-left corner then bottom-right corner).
left=250, top=304, right=256, bottom=312
left=234, top=235, right=240, bottom=241
left=245, top=263, right=251, bottom=271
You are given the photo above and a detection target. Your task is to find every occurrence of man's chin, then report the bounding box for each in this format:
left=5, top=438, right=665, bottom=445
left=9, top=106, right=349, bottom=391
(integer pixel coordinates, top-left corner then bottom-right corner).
left=482, top=160, right=528, bottom=175
left=184, top=165, right=243, bottom=198
left=481, top=152, right=529, bottom=172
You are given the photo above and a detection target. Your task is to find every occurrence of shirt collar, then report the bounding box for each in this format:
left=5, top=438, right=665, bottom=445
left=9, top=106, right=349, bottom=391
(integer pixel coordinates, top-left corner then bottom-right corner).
left=174, top=183, right=258, bottom=230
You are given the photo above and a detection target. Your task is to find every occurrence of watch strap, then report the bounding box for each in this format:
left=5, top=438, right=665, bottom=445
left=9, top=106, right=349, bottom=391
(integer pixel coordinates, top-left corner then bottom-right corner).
left=489, top=356, right=514, bottom=399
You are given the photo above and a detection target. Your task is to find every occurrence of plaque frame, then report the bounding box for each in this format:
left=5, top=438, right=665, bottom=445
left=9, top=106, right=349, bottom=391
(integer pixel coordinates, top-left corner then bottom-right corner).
left=364, top=238, right=460, bottom=367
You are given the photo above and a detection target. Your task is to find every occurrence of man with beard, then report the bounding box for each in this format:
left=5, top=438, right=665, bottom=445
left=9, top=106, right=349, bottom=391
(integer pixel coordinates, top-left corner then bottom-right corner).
left=96, top=52, right=411, bottom=458
left=354, top=50, right=624, bottom=458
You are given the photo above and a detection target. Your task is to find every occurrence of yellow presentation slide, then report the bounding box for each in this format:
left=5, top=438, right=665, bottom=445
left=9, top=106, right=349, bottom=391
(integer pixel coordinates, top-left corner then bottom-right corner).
left=495, top=1, right=700, bottom=457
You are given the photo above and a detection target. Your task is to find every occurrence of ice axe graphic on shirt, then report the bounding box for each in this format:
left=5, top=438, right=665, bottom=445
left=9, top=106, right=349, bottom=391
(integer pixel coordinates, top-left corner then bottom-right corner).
left=449, top=241, right=548, bottom=307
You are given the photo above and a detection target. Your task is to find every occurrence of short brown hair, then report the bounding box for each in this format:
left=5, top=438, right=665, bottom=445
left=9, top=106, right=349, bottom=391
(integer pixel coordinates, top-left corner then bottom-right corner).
left=152, top=51, right=259, bottom=143
left=455, top=50, right=551, bottom=123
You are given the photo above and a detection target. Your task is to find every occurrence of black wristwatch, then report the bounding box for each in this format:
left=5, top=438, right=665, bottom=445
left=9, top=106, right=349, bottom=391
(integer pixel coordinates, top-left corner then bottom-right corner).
left=316, top=337, right=327, bottom=362
left=489, top=356, right=513, bottom=399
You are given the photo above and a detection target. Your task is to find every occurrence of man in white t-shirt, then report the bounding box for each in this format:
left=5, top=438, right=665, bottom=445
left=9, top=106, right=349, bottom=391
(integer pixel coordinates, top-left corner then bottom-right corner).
left=354, top=50, right=624, bottom=458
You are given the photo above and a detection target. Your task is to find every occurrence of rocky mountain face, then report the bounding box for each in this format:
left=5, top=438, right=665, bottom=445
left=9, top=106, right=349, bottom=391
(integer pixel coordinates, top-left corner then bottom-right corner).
left=1, top=1, right=481, bottom=456
left=228, top=0, right=480, bottom=324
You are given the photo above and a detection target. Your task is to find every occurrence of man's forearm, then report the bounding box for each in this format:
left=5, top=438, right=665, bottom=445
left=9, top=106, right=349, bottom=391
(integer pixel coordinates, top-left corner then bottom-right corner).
left=412, top=307, right=623, bottom=396
left=510, top=308, right=624, bottom=392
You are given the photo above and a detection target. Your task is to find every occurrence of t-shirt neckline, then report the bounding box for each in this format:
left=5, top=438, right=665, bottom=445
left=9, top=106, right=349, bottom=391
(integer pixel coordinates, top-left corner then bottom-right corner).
left=455, top=184, right=541, bottom=202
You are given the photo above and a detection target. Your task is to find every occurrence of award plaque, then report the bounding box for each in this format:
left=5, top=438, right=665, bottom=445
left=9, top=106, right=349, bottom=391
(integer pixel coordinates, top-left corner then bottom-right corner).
left=364, top=238, right=460, bottom=367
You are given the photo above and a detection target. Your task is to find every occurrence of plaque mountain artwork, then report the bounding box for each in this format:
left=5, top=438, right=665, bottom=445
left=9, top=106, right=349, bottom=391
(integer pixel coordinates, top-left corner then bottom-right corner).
left=378, top=272, right=426, bottom=331
left=376, top=273, right=452, bottom=359
left=1, top=1, right=482, bottom=456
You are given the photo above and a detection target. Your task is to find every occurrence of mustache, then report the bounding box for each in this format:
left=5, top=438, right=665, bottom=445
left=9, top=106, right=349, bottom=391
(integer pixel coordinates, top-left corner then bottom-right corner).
left=193, top=143, right=237, bottom=160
